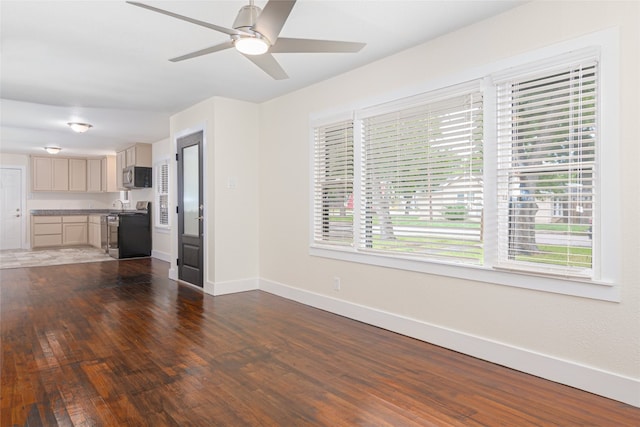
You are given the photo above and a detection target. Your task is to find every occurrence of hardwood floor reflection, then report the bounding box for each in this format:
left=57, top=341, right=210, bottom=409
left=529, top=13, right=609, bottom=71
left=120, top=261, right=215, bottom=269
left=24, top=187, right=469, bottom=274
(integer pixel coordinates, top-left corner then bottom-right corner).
left=2, top=258, right=639, bottom=426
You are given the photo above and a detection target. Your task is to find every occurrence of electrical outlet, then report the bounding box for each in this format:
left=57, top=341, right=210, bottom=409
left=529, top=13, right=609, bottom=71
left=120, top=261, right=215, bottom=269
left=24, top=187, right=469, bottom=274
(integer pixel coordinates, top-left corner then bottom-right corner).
left=333, top=276, right=341, bottom=291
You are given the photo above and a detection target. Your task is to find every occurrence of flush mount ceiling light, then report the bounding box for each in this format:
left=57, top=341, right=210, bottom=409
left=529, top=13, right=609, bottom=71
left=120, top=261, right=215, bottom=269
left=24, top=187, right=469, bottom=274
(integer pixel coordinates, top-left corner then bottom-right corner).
left=44, top=146, right=61, bottom=154
left=67, top=122, right=92, bottom=133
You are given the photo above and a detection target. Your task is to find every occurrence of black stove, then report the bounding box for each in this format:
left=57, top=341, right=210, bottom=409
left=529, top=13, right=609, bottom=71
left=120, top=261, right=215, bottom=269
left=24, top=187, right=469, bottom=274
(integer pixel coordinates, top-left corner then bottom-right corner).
left=108, top=201, right=152, bottom=259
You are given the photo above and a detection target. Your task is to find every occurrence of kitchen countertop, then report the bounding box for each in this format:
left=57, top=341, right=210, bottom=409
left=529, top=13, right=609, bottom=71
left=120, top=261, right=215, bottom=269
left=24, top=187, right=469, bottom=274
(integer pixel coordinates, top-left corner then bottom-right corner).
left=30, top=209, right=132, bottom=216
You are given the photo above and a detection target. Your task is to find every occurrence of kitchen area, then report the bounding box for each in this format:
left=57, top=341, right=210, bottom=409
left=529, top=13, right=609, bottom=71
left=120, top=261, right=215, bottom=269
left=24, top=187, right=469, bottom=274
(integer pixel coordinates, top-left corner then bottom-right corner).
left=0, top=139, right=171, bottom=265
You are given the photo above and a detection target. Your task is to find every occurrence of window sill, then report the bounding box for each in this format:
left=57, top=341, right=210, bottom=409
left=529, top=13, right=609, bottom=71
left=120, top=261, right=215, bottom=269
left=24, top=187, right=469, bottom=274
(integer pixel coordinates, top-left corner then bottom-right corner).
left=309, top=245, right=619, bottom=302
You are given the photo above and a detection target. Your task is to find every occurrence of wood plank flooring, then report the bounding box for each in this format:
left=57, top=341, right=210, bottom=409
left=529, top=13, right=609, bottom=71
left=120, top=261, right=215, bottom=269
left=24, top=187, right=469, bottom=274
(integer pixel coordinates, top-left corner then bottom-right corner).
left=1, top=258, right=639, bottom=426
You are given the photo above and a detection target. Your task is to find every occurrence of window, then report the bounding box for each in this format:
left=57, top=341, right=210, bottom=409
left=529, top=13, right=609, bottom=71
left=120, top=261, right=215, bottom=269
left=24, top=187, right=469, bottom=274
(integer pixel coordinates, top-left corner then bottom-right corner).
left=495, top=60, right=596, bottom=278
left=358, top=86, right=484, bottom=264
left=313, top=119, right=354, bottom=247
left=311, top=30, right=619, bottom=300
left=155, top=160, right=170, bottom=228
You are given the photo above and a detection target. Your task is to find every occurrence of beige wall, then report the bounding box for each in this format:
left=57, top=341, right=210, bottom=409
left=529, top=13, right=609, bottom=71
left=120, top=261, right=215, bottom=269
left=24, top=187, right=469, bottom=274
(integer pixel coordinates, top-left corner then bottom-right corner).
left=258, top=0, right=639, bottom=405
left=169, top=97, right=260, bottom=294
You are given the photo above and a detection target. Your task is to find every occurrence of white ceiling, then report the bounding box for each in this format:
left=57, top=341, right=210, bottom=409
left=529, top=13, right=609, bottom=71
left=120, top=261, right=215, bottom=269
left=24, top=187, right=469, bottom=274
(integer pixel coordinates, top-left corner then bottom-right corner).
left=0, top=0, right=525, bottom=157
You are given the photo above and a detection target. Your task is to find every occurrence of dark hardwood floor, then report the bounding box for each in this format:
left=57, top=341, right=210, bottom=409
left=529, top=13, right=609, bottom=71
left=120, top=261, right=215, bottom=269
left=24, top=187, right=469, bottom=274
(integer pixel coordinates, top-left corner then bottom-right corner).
left=1, top=258, right=639, bottom=426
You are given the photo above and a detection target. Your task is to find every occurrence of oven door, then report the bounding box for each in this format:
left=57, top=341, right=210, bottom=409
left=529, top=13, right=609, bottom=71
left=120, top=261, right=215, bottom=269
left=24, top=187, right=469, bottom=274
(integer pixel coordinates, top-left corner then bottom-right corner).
left=107, top=215, right=119, bottom=259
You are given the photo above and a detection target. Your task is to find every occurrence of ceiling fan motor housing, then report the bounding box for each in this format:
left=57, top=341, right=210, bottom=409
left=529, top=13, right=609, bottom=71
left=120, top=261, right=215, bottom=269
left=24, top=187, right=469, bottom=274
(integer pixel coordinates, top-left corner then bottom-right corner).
left=233, top=5, right=262, bottom=32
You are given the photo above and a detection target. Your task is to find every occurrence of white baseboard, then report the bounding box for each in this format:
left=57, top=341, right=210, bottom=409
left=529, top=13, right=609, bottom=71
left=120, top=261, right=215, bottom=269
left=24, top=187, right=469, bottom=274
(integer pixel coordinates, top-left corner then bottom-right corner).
left=259, top=278, right=640, bottom=408
left=205, top=277, right=259, bottom=296
left=152, top=250, right=171, bottom=262
left=168, top=267, right=178, bottom=281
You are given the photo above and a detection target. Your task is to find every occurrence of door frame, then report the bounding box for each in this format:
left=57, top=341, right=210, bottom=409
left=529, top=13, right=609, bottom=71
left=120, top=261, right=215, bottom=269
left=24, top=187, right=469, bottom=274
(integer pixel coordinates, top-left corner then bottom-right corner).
left=171, top=125, right=209, bottom=288
left=0, top=165, right=27, bottom=249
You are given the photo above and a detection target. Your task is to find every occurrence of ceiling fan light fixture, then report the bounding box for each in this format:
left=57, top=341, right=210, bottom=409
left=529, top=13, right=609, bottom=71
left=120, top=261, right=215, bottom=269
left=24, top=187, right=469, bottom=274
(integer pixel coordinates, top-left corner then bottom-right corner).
left=45, top=146, right=62, bottom=155
left=235, top=37, right=269, bottom=55
left=67, top=122, right=92, bottom=133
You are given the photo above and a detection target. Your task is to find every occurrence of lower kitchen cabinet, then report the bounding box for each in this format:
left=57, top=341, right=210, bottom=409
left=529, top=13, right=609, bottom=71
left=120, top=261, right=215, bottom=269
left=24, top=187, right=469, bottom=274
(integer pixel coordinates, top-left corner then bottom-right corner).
left=62, top=216, right=88, bottom=245
left=32, top=216, right=63, bottom=247
left=32, top=216, right=89, bottom=248
left=88, top=215, right=102, bottom=248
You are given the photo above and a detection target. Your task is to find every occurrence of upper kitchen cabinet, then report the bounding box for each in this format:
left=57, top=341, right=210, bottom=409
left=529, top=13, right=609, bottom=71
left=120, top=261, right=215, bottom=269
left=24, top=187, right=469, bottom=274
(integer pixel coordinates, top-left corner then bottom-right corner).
left=101, top=156, right=118, bottom=192
left=116, top=144, right=152, bottom=190
left=87, top=158, right=102, bottom=192
left=68, top=159, right=87, bottom=192
left=116, top=151, right=126, bottom=190
left=87, top=156, right=118, bottom=193
left=31, top=155, right=118, bottom=193
left=125, top=144, right=152, bottom=168
left=31, top=156, right=69, bottom=191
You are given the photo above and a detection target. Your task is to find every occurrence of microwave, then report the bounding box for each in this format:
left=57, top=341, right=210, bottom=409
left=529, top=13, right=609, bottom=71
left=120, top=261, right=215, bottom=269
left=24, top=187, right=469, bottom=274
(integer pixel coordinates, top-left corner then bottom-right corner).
left=123, top=166, right=152, bottom=189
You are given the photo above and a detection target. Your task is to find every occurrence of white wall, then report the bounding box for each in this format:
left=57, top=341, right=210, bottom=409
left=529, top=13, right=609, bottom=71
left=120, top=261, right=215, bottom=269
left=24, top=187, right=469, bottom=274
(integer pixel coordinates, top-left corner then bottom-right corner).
left=257, top=1, right=639, bottom=406
left=169, top=97, right=260, bottom=295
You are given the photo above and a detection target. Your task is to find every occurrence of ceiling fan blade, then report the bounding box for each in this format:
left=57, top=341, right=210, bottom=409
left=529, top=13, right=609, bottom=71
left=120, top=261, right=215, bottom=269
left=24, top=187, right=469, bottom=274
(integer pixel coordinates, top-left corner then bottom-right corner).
left=253, top=0, right=296, bottom=43
left=169, top=41, right=234, bottom=62
left=242, top=53, right=289, bottom=80
left=271, top=38, right=366, bottom=53
left=126, top=1, right=248, bottom=36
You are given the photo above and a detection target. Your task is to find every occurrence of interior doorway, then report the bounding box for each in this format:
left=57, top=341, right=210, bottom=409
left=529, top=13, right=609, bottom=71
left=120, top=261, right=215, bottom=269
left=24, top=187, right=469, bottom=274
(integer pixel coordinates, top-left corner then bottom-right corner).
left=0, top=168, right=24, bottom=250
left=177, top=131, right=204, bottom=287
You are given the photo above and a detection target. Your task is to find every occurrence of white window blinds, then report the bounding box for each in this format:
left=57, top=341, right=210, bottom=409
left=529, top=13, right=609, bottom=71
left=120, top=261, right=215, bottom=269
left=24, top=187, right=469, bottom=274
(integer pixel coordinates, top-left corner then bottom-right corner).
left=313, top=120, right=354, bottom=246
left=496, top=59, right=597, bottom=277
left=359, top=88, right=484, bottom=264
left=155, top=160, right=170, bottom=227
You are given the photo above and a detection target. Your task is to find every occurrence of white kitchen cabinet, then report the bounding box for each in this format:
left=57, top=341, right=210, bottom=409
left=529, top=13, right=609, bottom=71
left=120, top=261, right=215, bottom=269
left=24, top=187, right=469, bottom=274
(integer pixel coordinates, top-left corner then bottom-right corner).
left=101, top=156, right=118, bottom=192
left=31, top=216, right=63, bottom=247
left=124, top=144, right=152, bottom=167
left=68, top=159, right=87, bottom=192
left=88, top=215, right=102, bottom=248
left=31, top=157, right=69, bottom=191
left=87, top=159, right=102, bottom=192
left=32, top=215, right=91, bottom=248
left=32, top=155, right=119, bottom=193
left=62, top=216, right=88, bottom=246
left=86, top=157, right=117, bottom=193
left=116, top=150, right=126, bottom=190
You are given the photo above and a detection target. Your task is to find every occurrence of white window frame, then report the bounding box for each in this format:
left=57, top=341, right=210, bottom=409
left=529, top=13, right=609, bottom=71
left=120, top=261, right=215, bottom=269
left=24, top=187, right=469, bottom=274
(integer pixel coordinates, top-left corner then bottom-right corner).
left=309, top=29, right=620, bottom=302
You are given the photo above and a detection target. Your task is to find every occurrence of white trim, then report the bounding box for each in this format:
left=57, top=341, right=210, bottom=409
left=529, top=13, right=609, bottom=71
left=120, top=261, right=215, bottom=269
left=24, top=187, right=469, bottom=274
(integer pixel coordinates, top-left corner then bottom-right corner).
left=151, top=250, right=171, bottom=262
left=205, top=277, right=259, bottom=296
left=168, top=267, right=178, bottom=281
left=310, top=246, right=619, bottom=302
left=259, top=278, right=639, bottom=408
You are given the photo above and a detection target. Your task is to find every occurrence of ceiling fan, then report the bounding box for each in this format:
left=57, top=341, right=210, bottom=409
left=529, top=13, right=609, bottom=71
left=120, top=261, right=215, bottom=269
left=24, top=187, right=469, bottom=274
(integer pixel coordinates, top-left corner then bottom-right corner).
left=126, top=0, right=366, bottom=80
